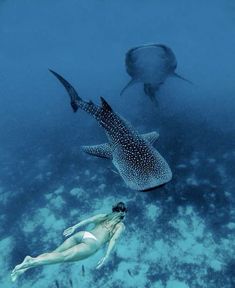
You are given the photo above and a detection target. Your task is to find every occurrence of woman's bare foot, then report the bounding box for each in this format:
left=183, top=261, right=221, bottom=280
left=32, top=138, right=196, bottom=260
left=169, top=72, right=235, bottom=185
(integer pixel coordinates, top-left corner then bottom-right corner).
left=11, top=256, right=33, bottom=282
left=11, top=267, right=28, bottom=282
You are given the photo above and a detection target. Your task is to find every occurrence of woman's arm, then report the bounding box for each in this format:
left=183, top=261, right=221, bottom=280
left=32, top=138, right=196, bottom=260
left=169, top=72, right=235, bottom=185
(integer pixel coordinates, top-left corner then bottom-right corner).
left=96, top=223, right=125, bottom=269
left=63, top=213, right=107, bottom=237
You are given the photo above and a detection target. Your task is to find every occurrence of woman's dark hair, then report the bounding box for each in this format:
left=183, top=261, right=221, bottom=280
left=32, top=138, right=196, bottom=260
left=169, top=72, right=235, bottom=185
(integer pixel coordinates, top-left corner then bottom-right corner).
left=112, top=202, right=127, bottom=213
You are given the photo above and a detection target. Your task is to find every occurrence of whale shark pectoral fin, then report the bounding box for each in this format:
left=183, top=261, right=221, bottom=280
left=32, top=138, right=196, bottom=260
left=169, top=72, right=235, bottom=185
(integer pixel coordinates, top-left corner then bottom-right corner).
left=141, top=131, right=159, bottom=144
left=173, top=72, right=193, bottom=84
left=120, top=79, right=137, bottom=95
left=82, top=143, right=113, bottom=159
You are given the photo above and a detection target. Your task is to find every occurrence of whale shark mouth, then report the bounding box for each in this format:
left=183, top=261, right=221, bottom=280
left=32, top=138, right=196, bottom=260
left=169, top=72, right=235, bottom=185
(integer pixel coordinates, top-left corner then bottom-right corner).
left=141, top=183, right=167, bottom=192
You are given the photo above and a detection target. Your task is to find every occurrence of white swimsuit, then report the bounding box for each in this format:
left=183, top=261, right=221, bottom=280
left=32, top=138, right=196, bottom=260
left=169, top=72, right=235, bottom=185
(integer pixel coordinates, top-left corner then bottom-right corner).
left=82, top=231, right=97, bottom=241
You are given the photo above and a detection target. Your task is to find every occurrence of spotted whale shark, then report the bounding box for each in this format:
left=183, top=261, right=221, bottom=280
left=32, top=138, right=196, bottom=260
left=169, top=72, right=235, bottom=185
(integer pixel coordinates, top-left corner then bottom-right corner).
left=50, top=70, right=172, bottom=191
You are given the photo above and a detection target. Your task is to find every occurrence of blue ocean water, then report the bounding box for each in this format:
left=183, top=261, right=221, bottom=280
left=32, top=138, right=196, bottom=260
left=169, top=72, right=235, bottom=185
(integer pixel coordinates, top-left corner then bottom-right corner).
left=0, top=0, right=235, bottom=287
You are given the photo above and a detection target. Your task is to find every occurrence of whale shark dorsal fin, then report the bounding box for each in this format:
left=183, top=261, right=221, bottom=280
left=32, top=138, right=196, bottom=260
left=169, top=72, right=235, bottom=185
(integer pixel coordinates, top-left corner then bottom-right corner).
left=100, top=97, right=113, bottom=112
left=82, top=143, right=112, bottom=159
left=142, top=131, right=159, bottom=144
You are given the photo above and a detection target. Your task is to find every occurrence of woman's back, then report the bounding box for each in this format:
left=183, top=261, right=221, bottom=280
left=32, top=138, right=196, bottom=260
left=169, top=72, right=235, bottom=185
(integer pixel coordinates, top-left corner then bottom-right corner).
left=91, top=213, right=125, bottom=245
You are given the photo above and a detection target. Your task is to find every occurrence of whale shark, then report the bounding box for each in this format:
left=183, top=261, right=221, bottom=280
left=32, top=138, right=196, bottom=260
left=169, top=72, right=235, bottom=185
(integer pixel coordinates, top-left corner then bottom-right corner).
left=121, top=43, right=191, bottom=101
left=50, top=70, right=172, bottom=191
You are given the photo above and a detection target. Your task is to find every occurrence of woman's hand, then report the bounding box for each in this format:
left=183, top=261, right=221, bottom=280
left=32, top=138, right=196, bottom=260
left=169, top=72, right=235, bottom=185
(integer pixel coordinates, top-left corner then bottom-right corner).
left=96, top=256, right=108, bottom=269
left=63, top=226, right=76, bottom=237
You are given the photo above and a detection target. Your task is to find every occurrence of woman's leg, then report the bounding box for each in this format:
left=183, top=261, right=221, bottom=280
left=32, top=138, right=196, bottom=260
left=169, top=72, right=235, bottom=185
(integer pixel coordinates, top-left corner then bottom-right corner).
left=11, top=231, right=85, bottom=282
left=14, top=243, right=93, bottom=270
left=11, top=242, right=96, bottom=281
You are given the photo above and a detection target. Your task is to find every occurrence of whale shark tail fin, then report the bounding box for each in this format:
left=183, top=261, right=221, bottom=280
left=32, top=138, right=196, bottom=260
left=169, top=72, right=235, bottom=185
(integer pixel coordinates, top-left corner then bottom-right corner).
left=173, top=72, right=193, bottom=85
left=49, top=69, right=82, bottom=112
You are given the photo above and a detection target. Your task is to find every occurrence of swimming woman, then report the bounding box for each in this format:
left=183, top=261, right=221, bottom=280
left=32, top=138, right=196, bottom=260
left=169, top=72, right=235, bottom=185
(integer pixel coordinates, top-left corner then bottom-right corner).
left=11, top=202, right=127, bottom=282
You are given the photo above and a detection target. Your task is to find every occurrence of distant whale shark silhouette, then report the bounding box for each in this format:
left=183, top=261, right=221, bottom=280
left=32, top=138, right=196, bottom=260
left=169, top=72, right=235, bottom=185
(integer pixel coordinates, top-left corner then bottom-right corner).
left=121, top=43, right=191, bottom=101
left=50, top=70, right=172, bottom=191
